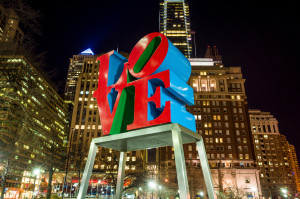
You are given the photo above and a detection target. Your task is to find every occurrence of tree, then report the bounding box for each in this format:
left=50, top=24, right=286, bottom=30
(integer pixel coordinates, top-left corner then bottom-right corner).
left=0, top=2, right=65, bottom=199
left=0, top=62, right=41, bottom=199
left=216, top=185, right=247, bottom=199
left=97, top=148, right=147, bottom=194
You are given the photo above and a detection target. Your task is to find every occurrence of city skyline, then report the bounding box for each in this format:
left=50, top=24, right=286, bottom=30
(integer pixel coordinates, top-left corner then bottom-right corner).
left=1, top=0, right=300, bottom=198
left=28, top=0, right=300, bottom=158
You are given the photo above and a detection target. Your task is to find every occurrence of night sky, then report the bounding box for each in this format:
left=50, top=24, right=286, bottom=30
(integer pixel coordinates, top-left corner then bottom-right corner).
left=29, top=0, right=300, bottom=157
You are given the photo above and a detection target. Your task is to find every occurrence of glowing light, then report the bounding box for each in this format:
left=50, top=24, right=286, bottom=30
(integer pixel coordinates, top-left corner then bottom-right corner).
left=33, top=168, right=40, bottom=176
left=80, top=48, right=94, bottom=55
left=148, top=181, right=156, bottom=189
left=281, top=188, right=287, bottom=194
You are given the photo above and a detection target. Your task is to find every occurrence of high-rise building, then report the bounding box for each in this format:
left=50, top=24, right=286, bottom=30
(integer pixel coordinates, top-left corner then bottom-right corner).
left=249, top=110, right=297, bottom=197
left=0, top=55, right=68, bottom=199
left=158, top=51, right=261, bottom=198
left=64, top=48, right=94, bottom=104
left=0, top=4, right=24, bottom=54
left=288, top=145, right=300, bottom=193
left=159, top=0, right=192, bottom=58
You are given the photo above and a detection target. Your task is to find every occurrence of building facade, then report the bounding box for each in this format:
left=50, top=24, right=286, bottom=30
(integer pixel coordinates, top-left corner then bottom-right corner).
left=64, top=48, right=95, bottom=104
left=288, top=145, right=300, bottom=193
left=159, top=0, right=192, bottom=58
left=0, top=4, right=24, bottom=54
left=158, top=56, right=261, bottom=199
left=249, top=110, right=298, bottom=198
left=0, top=55, right=68, bottom=199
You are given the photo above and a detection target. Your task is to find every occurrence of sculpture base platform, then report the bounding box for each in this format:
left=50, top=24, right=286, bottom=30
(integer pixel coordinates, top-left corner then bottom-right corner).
left=77, top=123, right=215, bottom=199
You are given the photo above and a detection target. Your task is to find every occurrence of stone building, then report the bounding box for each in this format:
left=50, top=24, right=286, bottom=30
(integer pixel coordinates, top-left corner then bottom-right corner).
left=157, top=53, right=261, bottom=199
left=249, top=110, right=297, bottom=197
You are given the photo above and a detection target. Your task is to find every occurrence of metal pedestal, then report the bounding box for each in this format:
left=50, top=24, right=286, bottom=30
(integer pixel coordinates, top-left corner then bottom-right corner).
left=77, top=123, right=215, bottom=199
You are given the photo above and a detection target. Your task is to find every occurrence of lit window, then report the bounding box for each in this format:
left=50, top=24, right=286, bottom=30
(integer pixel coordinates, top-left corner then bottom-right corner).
left=239, top=154, right=243, bottom=159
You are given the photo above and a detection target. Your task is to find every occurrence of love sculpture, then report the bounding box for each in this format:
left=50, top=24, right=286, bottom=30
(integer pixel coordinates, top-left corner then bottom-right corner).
left=77, top=33, right=215, bottom=199
left=93, top=32, right=195, bottom=135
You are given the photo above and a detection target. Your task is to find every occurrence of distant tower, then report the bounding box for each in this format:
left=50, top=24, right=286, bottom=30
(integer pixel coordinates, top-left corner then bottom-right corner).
left=159, top=0, right=192, bottom=58
left=205, top=46, right=223, bottom=64
left=64, top=48, right=94, bottom=104
left=0, top=4, right=24, bottom=53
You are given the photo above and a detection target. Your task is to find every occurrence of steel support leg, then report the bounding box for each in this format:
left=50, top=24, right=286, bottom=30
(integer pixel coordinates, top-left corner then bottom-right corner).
left=116, top=151, right=127, bottom=199
left=172, top=129, right=190, bottom=199
left=196, top=139, right=215, bottom=199
left=77, top=141, right=98, bottom=199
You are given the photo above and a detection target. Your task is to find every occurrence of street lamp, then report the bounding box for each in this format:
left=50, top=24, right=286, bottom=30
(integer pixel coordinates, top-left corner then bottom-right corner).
left=31, top=168, right=40, bottom=199
left=139, top=187, right=143, bottom=199
left=158, top=186, right=162, bottom=199
left=281, top=188, right=288, bottom=198
left=281, top=188, right=287, bottom=194
left=251, top=187, right=256, bottom=198
left=97, top=180, right=101, bottom=199
left=148, top=181, right=156, bottom=199
left=200, top=191, right=204, bottom=197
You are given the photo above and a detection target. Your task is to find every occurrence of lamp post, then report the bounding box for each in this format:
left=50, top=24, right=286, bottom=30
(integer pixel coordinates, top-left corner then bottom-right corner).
left=31, top=168, right=40, bottom=199
left=267, top=186, right=272, bottom=199
left=62, top=129, right=73, bottom=199
left=251, top=187, right=256, bottom=198
left=199, top=191, right=204, bottom=198
left=138, top=187, right=143, bottom=199
left=97, top=180, right=101, bottom=199
left=158, top=186, right=162, bottom=199
left=148, top=181, right=156, bottom=199
left=281, top=188, right=288, bottom=198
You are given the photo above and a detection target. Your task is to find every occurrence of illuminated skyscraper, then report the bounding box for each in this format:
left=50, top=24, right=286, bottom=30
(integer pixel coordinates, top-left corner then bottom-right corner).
left=0, top=4, right=24, bottom=54
left=64, top=48, right=94, bottom=104
left=249, top=110, right=297, bottom=197
left=0, top=55, right=68, bottom=198
left=288, top=145, right=300, bottom=193
left=159, top=0, right=192, bottom=58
